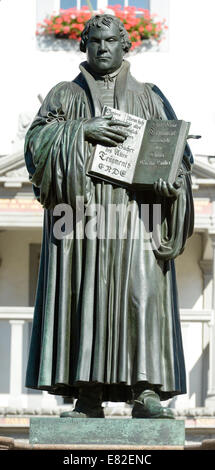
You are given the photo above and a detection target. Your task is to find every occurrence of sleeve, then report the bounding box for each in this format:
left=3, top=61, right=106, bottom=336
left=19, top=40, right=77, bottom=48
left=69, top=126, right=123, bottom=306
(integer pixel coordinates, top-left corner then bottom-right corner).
left=24, top=81, right=93, bottom=209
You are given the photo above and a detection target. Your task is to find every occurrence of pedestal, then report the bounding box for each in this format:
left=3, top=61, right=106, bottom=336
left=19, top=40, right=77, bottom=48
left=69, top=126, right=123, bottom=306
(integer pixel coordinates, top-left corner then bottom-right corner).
left=29, top=417, right=185, bottom=447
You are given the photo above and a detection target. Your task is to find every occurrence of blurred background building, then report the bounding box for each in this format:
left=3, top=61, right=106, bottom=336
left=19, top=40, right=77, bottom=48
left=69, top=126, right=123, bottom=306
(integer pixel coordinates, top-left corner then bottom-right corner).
left=0, top=0, right=215, bottom=443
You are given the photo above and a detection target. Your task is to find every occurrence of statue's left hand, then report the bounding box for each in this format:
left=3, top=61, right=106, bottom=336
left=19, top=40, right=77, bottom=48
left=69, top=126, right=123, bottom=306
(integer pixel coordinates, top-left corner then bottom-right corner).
left=153, top=176, right=183, bottom=198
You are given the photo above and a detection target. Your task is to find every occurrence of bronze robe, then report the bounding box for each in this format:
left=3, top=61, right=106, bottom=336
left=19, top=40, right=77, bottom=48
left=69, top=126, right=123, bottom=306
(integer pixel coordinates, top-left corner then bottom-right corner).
left=25, top=60, right=194, bottom=401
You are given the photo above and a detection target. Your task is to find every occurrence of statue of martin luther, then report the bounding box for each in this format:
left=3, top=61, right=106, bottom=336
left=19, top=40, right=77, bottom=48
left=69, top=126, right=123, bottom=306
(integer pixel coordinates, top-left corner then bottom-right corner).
left=25, top=14, right=194, bottom=419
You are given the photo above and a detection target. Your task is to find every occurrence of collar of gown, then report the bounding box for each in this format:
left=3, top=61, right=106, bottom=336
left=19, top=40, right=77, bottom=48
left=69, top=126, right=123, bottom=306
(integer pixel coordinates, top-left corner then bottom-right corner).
left=80, top=59, right=130, bottom=78
left=83, top=62, right=124, bottom=81
left=79, top=60, right=131, bottom=115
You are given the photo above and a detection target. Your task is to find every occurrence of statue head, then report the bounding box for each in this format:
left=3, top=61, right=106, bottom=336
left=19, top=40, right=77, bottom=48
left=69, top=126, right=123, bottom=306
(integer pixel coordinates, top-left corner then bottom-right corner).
left=80, top=14, right=132, bottom=75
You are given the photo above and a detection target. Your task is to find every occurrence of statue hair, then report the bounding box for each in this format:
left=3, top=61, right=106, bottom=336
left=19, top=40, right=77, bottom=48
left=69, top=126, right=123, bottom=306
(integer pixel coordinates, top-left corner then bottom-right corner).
left=80, top=14, right=132, bottom=53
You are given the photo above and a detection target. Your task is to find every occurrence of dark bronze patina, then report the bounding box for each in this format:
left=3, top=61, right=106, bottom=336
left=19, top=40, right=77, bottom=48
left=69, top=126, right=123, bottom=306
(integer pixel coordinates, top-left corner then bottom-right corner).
left=25, top=14, right=194, bottom=419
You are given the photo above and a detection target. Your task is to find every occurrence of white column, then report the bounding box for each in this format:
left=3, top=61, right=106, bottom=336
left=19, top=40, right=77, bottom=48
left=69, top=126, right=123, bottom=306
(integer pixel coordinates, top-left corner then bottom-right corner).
left=205, top=233, right=215, bottom=408
left=8, top=320, right=25, bottom=407
left=199, top=259, right=213, bottom=309
left=41, top=391, right=59, bottom=409
left=97, top=1, right=108, bottom=10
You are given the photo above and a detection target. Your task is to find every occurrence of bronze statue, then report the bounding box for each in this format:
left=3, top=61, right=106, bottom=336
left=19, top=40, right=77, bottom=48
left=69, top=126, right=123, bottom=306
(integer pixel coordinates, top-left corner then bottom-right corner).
left=25, top=14, right=194, bottom=419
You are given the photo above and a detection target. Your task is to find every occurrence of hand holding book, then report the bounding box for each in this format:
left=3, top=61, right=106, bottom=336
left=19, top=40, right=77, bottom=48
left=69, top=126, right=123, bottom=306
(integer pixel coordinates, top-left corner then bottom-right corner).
left=154, top=175, right=183, bottom=198
left=84, top=114, right=130, bottom=147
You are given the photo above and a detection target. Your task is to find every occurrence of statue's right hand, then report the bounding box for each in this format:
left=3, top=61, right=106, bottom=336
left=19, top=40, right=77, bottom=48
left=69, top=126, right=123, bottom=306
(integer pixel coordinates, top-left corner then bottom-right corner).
left=83, top=114, right=130, bottom=147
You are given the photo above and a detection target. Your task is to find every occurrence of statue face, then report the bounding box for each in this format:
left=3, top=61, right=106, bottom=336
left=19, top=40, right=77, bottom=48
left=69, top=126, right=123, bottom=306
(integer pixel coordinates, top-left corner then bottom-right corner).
left=86, top=22, right=124, bottom=75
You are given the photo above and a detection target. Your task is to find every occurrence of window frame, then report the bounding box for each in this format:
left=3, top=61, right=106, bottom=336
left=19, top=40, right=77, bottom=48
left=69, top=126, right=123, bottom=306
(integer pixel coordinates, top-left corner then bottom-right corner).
left=37, top=0, right=169, bottom=20
left=60, top=0, right=150, bottom=8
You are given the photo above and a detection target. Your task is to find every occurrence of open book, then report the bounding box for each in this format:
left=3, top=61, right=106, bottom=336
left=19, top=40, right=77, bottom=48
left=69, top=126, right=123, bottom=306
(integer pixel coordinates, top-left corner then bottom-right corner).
left=87, top=106, right=190, bottom=189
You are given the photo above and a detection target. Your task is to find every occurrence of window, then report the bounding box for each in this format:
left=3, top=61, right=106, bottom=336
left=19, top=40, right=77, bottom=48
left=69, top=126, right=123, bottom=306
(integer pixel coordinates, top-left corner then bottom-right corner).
left=60, top=0, right=150, bottom=10
left=103, top=1, right=150, bottom=9
left=61, top=0, right=98, bottom=9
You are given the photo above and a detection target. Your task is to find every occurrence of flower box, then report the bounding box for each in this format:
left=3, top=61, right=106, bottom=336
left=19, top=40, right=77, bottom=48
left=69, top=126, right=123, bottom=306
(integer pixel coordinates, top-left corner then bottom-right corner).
left=36, top=5, right=167, bottom=51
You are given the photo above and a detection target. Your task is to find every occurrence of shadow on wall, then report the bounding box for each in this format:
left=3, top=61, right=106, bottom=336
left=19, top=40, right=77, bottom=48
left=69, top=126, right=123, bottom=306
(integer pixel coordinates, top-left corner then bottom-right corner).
left=175, top=233, right=203, bottom=309
left=189, top=343, right=209, bottom=407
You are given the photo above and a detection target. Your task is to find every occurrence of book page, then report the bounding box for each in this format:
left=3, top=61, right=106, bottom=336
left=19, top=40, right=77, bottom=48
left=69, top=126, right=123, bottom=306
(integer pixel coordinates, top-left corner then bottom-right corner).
left=89, top=107, right=147, bottom=184
left=133, top=120, right=190, bottom=186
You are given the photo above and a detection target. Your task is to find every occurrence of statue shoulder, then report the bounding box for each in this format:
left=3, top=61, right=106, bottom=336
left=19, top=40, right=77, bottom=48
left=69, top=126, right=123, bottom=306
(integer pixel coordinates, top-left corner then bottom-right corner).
left=39, top=80, right=86, bottom=113
left=127, top=74, right=163, bottom=102
left=127, top=73, right=146, bottom=94
left=46, top=80, right=84, bottom=99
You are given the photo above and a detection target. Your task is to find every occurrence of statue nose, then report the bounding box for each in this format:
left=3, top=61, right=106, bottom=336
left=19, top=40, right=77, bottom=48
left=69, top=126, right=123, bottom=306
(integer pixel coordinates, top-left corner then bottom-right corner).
left=99, top=40, right=108, bottom=52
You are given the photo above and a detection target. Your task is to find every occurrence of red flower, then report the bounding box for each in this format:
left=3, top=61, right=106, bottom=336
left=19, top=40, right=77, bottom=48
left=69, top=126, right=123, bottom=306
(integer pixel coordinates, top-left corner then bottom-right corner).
left=145, top=24, right=153, bottom=32
left=61, top=14, right=70, bottom=22
left=44, top=19, right=52, bottom=25
left=69, top=32, right=78, bottom=39
left=55, top=17, right=63, bottom=24
left=63, top=26, right=70, bottom=34
left=53, top=27, right=61, bottom=34
left=143, top=9, right=150, bottom=19
left=135, top=40, right=142, bottom=46
left=115, top=11, right=126, bottom=20
left=82, top=13, right=91, bottom=21
left=38, top=6, right=166, bottom=47
left=108, top=4, right=122, bottom=9
left=125, top=18, right=136, bottom=27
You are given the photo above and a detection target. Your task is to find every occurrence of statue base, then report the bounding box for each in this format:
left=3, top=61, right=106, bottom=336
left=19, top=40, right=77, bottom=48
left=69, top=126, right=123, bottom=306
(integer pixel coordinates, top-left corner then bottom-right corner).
left=29, top=417, right=185, bottom=447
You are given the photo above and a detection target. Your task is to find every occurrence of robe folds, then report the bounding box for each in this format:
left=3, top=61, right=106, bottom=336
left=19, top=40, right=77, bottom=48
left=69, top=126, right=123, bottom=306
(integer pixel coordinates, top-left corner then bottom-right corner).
left=25, top=60, right=194, bottom=401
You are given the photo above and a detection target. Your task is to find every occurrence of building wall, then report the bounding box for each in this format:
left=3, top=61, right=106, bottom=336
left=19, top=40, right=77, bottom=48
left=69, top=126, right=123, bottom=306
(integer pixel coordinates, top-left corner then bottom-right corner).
left=0, top=227, right=206, bottom=408
left=0, top=228, right=203, bottom=308
left=0, top=229, right=43, bottom=406
left=0, top=229, right=42, bottom=306
left=175, top=232, right=203, bottom=310
left=0, top=0, right=215, bottom=158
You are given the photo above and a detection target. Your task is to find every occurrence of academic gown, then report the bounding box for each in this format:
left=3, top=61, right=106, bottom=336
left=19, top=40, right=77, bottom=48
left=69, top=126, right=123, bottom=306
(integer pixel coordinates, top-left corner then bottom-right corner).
left=25, top=60, right=194, bottom=401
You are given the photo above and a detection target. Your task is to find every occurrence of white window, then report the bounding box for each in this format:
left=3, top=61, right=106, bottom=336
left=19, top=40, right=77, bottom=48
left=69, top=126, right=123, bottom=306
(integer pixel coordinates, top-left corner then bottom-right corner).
left=60, top=1, right=150, bottom=11
left=61, top=0, right=98, bottom=9
left=37, top=1, right=168, bottom=23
